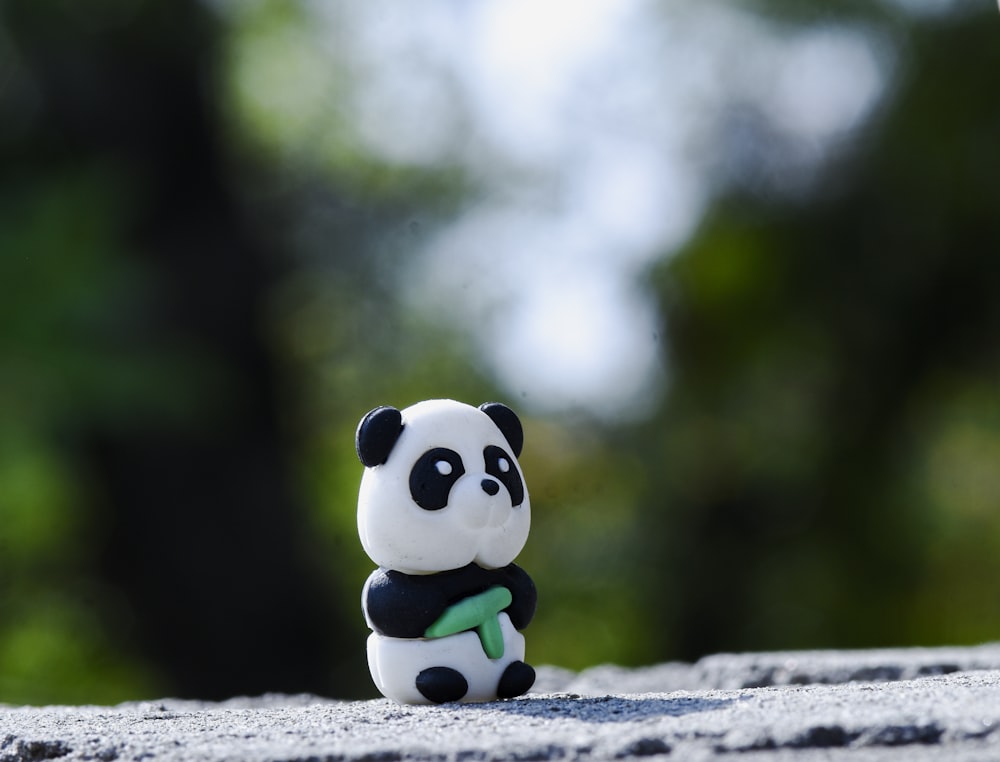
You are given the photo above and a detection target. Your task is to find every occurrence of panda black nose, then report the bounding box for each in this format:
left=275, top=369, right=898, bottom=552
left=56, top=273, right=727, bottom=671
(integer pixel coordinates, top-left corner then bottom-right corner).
left=481, top=479, right=500, bottom=496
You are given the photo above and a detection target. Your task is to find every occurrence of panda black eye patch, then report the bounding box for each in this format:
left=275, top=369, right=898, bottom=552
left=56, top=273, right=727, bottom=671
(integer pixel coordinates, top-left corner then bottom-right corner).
left=484, top=445, right=525, bottom=507
left=410, top=448, right=466, bottom=511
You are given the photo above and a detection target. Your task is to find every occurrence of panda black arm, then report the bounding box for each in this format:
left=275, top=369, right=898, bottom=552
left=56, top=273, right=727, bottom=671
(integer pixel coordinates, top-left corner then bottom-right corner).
left=363, top=564, right=536, bottom=637
left=498, top=563, right=537, bottom=630
left=363, top=569, right=450, bottom=638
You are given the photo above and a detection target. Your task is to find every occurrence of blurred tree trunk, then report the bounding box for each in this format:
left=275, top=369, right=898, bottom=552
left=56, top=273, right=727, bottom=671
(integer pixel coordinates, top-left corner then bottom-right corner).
left=4, top=0, right=356, bottom=698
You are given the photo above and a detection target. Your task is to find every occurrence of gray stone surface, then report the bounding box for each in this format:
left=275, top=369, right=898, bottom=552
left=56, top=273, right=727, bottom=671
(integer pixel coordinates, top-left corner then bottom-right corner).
left=4, top=644, right=1000, bottom=761
left=548, top=642, right=1000, bottom=694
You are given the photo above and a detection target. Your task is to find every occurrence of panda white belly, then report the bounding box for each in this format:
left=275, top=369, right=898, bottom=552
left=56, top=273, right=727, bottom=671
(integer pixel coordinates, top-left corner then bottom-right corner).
left=367, top=613, right=525, bottom=704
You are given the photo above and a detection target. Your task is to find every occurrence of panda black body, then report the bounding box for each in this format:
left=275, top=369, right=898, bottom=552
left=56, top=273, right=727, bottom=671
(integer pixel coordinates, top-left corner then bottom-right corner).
left=355, top=399, right=537, bottom=704
left=364, top=562, right=536, bottom=639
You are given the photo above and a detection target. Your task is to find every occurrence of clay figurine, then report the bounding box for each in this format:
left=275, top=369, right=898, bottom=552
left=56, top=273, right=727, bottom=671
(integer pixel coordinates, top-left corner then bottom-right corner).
left=355, top=399, right=537, bottom=704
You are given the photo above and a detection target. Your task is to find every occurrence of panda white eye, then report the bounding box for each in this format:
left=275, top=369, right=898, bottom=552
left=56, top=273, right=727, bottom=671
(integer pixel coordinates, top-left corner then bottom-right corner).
left=497, top=457, right=510, bottom=474
left=435, top=460, right=453, bottom=476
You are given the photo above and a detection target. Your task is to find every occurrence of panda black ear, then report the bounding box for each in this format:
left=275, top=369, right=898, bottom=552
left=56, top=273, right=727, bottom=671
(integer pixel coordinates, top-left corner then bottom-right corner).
left=356, top=406, right=404, bottom=467
left=479, top=402, right=523, bottom=457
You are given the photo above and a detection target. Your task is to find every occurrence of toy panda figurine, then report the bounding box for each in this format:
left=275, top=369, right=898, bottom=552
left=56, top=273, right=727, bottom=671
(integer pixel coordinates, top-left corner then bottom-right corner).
left=355, top=399, right=537, bottom=704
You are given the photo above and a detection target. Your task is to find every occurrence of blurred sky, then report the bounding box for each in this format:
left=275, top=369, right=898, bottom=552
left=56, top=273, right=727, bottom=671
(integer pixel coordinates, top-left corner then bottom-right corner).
left=219, top=0, right=974, bottom=419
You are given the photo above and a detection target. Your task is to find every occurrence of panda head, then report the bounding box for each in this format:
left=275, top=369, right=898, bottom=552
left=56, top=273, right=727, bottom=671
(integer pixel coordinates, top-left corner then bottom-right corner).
left=355, top=399, right=530, bottom=575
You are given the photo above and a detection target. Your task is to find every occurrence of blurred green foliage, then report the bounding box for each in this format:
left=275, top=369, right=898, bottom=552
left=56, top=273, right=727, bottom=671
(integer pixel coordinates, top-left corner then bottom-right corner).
left=638, top=9, right=1000, bottom=657
left=0, top=169, right=162, bottom=703
left=2, top=0, right=1000, bottom=704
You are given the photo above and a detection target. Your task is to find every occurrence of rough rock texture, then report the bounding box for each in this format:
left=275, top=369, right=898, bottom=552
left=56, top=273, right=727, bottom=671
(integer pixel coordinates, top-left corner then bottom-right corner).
left=4, top=644, right=1000, bottom=761
left=546, top=642, right=1000, bottom=694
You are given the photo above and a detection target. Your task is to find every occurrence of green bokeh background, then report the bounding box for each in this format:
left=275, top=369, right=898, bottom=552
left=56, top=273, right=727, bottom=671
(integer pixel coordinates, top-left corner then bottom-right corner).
left=2, top=0, right=1000, bottom=703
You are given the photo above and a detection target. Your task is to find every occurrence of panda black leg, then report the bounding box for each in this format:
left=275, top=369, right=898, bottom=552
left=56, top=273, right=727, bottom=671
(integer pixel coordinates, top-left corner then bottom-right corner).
left=416, top=666, right=469, bottom=703
left=497, top=660, right=535, bottom=699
